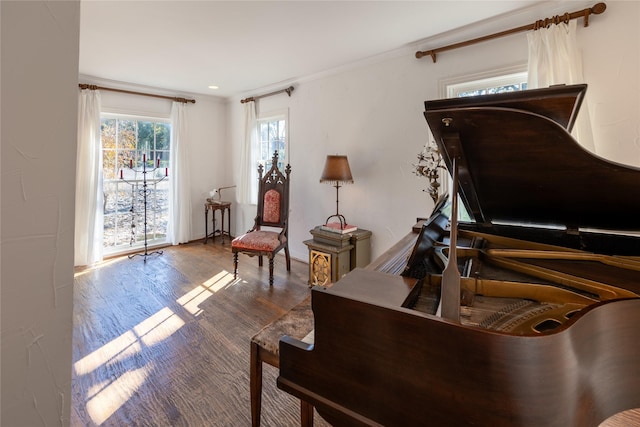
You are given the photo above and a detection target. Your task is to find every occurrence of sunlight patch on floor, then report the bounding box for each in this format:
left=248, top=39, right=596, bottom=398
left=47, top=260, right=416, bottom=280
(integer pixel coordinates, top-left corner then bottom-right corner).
left=74, top=256, right=128, bottom=278
left=177, top=270, right=237, bottom=315
left=74, top=306, right=184, bottom=376
left=134, top=307, right=185, bottom=347
left=74, top=331, right=142, bottom=376
left=86, top=364, right=153, bottom=425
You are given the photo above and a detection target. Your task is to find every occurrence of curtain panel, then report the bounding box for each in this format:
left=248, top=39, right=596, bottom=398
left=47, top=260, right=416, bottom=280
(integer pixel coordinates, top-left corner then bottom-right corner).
left=75, top=89, right=104, bottom=266
left=527, top=20, right=595, bottom=152
left=168, top=101, right=192, bottom=244
left=239, top=100, right=258, bottom=206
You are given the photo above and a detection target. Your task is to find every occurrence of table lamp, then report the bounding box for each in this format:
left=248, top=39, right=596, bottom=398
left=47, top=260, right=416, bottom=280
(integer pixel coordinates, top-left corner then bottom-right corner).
left=320, top=155, right=353, bottom=229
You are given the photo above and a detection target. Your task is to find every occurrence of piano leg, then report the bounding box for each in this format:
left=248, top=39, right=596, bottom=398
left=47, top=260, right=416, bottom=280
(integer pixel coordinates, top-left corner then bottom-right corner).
left=301, top=400, right=314, bottom=427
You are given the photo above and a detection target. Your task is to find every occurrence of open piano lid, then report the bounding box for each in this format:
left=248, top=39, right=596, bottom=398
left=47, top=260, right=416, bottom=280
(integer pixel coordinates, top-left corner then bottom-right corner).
left=424, top=84, right=640, bottom=232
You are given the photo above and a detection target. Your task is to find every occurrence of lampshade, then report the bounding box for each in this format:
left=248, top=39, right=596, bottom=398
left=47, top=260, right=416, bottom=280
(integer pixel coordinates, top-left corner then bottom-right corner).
left=319, top=155, right=354, bottom=183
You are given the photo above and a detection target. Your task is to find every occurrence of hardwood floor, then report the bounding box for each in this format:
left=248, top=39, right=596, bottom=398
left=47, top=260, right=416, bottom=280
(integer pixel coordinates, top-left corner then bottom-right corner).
left=72, top=240, right=329, bottom=426
left=72, top=240, right=640, bottom=426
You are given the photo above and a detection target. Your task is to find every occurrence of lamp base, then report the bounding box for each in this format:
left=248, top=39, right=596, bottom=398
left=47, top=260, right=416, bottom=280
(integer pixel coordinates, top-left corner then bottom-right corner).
left=325, top=214, right=348, bottom=229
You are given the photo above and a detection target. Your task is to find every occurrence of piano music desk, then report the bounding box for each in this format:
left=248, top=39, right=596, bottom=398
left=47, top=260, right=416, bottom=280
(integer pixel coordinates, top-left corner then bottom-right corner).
left=250, top=296, right=316, bottom=427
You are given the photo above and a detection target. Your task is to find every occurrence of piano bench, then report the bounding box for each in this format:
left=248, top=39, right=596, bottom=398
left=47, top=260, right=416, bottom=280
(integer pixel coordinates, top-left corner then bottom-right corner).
left=250, top=296, right=315, bottom=427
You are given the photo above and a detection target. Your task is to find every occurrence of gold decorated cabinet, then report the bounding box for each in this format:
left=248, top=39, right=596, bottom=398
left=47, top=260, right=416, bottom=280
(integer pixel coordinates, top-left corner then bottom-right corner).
left=303, top=226, right=372, bottom=287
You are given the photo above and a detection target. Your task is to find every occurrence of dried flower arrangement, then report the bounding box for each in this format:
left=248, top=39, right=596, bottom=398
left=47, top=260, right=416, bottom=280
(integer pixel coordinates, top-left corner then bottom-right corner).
left=413, top=141, right=446, bottom=203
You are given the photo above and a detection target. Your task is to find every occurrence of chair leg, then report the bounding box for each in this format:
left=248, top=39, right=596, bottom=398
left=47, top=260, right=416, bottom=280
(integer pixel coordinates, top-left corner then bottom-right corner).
left=233, top=252, right=238, bottom=279
left=268, top=257, right=274, bottom=286
left=300, top=400, right=314, bottom=427
left=285, top=245, right=291, bottom=272
left=250, top=342, right=262, bottom=427
left=258, top=255, right=263, bottom=267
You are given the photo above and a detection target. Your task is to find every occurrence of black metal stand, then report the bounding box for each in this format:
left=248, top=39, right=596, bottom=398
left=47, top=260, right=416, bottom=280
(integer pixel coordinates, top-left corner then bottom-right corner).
left=121, top=157, right=167, bottom=262
left=324, top=182, right=347, bottom=228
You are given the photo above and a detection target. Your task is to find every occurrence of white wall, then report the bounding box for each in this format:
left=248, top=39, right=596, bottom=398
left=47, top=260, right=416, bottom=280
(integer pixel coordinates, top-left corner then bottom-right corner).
left=84, top=78, right=228, bottom=244
left=227, top=0, right=640, bottom=263
left=579, top=1, right=640, bottom=165
left=1, top=1, right=80, bottom=425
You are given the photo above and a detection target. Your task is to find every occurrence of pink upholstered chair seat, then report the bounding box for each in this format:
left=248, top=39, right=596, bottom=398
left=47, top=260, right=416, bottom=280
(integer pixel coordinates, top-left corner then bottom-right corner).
left=232, top=231, right=286, bottom=252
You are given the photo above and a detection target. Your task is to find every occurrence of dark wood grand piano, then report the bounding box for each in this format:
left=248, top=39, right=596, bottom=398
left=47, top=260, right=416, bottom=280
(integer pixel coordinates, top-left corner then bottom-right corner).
left=277, top=85, right=640, bottom=427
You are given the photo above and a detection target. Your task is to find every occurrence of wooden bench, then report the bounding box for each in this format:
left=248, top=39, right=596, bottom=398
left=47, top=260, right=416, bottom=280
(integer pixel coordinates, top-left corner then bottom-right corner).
left=250, top=296, right=315, bottom=427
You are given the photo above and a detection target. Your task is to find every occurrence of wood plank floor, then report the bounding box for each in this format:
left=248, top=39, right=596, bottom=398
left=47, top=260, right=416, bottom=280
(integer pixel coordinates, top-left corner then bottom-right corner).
left=72, top=240, right=330, bottom=426
left=71, top=239, right=640, bottom=426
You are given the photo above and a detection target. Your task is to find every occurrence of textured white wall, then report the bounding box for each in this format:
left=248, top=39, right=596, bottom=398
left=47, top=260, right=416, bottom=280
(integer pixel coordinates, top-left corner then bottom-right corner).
left=579, top=1, right=640, bottom=166
left=227, top=0, right=640, bottom=263
left=1, top=1, right=80, bottom=425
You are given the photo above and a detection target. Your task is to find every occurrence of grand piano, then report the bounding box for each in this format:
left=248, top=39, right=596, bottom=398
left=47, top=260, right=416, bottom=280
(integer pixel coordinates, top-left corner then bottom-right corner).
left=277, top=85, right=640, bottom=426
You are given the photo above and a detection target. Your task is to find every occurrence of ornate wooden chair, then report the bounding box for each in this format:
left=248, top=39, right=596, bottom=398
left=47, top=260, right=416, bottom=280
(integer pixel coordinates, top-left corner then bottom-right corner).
left=232, top=151, right=291, bottom=286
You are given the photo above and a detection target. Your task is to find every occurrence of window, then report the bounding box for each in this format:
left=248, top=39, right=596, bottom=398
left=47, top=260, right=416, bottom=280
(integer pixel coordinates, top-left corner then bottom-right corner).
left=446, top=71, right=527, bottom=98
left=101, top=116, right=171, bottom=254
left=251, top=112, right=288, bottom=203
left=257, top=113, right=288, bottom=171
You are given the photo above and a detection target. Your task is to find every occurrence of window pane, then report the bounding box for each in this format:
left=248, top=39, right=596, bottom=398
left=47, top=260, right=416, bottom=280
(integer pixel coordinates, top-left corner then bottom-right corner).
left=155, top=180, right=169, bottom=237
left=137, top=121, right=154, bottom=153
left=118, top=150, right=136, bottom=177
left=253, top=114, right=287, bottom=203
left=458, top=82, right=527, bottom=98
left=155, top=123, right=170, bottom=150
left=116, top=212, right=134, bottom=246
left=103, top=149, right=117, bottom=180
left=155, top=150, right=169, bottom=168
left=118, top=120, right=136, bottom=150
left=103, top=181, right=118, bottom=216
left=102, top=119, right=116, bottom=149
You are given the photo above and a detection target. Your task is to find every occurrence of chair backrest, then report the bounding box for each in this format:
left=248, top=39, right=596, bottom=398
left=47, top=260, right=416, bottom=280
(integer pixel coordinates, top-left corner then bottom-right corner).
left=256, top=151, right=291, bottom=231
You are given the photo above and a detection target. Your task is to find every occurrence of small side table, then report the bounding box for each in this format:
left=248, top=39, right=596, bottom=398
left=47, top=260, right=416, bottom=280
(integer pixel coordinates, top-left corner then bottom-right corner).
left=303, top=226, right=371, bottom=286
left=204, top=201, right=231, bottom=244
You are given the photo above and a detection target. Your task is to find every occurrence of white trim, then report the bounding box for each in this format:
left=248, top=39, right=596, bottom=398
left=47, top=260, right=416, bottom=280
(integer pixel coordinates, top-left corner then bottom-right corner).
left=258, top=107, right=288, bottom=123
left=101, top=111, right=171, bottom=123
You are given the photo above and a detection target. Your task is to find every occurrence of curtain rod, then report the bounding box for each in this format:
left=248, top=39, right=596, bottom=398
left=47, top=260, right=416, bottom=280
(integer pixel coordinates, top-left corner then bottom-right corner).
left=78, top=84, right=196, bottom=104
left=240, top=86, right=294, bottom=104
left=416, top=2, right=607, bottom=63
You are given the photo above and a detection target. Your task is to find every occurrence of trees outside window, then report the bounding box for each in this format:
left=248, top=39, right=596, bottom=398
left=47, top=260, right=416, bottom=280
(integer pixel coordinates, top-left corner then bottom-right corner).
left=101, top=116, right=171, bottom=253
left=446, top=71, right=527, bottom=98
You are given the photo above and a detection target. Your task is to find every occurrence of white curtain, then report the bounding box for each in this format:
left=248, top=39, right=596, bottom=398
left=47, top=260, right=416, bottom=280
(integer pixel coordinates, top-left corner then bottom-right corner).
left=527, top=19, right=595, bottom=152
left=167, top=101, right=192, bottom=244
left=75, top=89, right=104, bottom=266
left=239, top=100, right=257, bottom=205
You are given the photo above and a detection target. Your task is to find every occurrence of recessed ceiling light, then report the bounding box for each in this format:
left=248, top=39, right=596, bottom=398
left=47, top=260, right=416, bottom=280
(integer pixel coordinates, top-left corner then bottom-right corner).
left=208, top=85, right=219, bottom=90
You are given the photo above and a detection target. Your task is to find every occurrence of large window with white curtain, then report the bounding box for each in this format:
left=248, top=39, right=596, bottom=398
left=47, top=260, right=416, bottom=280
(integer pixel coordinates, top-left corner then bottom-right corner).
left=101, top=115, right=171, bottom=254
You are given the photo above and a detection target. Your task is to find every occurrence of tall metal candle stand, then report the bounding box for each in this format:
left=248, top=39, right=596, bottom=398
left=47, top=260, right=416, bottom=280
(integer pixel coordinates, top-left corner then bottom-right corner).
left=120, top=155, right=168, bottom=261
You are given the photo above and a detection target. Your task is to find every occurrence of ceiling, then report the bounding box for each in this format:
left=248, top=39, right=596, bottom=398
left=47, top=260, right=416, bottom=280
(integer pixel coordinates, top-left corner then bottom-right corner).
left=79, top=1, right=548, bottom=99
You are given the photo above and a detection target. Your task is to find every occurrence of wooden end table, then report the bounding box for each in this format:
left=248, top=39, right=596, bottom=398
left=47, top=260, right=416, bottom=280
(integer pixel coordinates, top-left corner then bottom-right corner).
left=204, top=200, right=231, bottom=244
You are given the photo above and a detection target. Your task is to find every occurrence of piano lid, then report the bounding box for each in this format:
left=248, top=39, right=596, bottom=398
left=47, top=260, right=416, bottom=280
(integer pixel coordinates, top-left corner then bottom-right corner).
left=424, top=84, right=640, bottom=232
